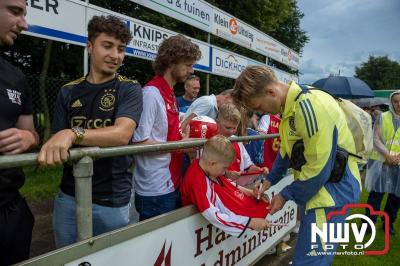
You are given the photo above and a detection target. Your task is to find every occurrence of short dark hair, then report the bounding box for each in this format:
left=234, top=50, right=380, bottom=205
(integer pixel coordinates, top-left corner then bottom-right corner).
left=87, top=15, right=133, bottom=44
left=153, top=35, right=202, bottom=75
left=184, top=74, right=200, bottom=85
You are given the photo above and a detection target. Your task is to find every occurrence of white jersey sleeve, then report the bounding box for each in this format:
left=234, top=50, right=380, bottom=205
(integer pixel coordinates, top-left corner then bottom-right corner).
left=200, top=179, right=251, bottom=237
left=239, top=142, right=254, bottom=171
left=133, top=86, right=165, bottom=142
left=183, top=95, right=218, bottom=120
left=258, top=115, right=271, bottom=133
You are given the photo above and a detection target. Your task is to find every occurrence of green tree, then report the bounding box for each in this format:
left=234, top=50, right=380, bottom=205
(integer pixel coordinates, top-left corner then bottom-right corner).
left=355, top=56, right=400, bottom=90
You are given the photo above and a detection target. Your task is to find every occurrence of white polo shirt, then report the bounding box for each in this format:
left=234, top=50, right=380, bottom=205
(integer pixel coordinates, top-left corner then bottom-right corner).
left=183, top=94, right=218, bottom=121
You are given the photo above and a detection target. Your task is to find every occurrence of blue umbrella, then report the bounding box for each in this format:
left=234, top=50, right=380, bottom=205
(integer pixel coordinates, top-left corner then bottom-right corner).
left=352, top=97, right=389, bottom=108
left=312, top=76, right=374, bottom=99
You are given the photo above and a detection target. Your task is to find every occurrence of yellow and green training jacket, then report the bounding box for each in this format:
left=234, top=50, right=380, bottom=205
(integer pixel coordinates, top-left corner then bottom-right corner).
left=267, top=82, right=362, bottom=212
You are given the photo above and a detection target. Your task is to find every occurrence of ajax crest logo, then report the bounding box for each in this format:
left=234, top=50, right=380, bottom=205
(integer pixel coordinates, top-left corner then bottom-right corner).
left=100, top=89, right=116, bottom=111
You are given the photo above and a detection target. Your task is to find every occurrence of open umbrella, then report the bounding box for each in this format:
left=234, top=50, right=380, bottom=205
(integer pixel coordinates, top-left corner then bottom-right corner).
left=352, top=97, right=389, bottom=108
left=312, top=76, right=374, bottom=99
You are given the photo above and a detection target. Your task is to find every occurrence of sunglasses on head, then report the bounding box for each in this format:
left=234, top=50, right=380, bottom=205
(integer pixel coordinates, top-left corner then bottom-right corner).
left=187, top=74, right=198, bottom=80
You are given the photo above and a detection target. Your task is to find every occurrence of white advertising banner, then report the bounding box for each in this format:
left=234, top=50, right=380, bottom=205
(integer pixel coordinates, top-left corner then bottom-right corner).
left=25, top=0, right=295, bottom=81
left=211, top=9, right=255, bottom=50
left=67, top=175, right=296, bottom=266
left=131, top=0, right=300, bottom=70
left=256, top=33, right=300, bottom=70
left=25, top=0, right=212, bottom=73
left=212, top=47, right=298, bottom=83
left=274, top=67, right=300, bottom=84
left=212, top=47, right=248, bottom=79
left=129, top=19, right=173, bottom=60
left=25, top=0, right=87, bottom=46
left=127, top=18, right=211, bottom=72
left=132, top=0, right=213, bottom=32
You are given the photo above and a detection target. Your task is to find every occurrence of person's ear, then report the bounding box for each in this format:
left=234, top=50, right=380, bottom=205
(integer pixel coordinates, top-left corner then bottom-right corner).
left=265, top=83, right=279, bottom=98
left=87, top=41, right=93, bottom=55
left=264, top=84, right=276, bottom=97
left=209, top=160, right=218, bottom=167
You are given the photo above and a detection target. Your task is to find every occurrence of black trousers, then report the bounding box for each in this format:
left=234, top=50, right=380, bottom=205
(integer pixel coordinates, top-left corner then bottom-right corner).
left=0, top=195, right=34, bottom=266
left=366, top=191, right=400, bottom=224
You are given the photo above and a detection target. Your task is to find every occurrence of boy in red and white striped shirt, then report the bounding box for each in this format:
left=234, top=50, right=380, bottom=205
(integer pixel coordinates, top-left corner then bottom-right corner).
left=181, top=135, right=271, bottom=237
left=216, top=103, right=268, bottom=181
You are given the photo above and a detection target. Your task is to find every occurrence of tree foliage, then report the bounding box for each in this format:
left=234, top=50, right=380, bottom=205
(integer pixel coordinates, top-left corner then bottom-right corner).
left=355, top=56, right=400, bottom=90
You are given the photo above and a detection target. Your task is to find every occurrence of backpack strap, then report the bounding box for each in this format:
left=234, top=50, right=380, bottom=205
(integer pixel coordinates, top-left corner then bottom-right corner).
left=296, top=84, right=363, bottom=160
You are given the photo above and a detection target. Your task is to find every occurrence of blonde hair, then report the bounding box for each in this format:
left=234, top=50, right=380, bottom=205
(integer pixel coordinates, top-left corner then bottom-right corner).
left=233, top=65, right=278, bottom=107
left=219, top=89, right=233, bottom=96
left=217, top=102, right=241, bottom=124
left=202, top=135, right=235, bottom=164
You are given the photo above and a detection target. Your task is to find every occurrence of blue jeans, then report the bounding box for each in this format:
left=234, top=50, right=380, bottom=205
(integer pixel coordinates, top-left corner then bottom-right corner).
left=135, top=190, right=181, bottom=221
left=53, top=192, right=130, bottom=248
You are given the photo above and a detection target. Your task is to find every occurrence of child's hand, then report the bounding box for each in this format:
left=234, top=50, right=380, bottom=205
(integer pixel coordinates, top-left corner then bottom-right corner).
left=247, top=165, right=269, bottom=174
left=261, top=167, right=269, bottom=174
left=252, top=182, right=270, bottom=203
left=253, top=179, right=271, bottom=199
left=182, top=125, right=191, bottom=139
left=249, top=218, right=270, bottom=231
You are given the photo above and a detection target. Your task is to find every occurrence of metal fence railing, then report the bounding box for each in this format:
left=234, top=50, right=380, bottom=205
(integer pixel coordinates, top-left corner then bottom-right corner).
left=0, top=134, right=279, bottom=244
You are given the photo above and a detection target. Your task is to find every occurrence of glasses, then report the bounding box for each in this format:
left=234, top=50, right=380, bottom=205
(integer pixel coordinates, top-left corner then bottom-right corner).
left=187, top=74, right=198, bottom=80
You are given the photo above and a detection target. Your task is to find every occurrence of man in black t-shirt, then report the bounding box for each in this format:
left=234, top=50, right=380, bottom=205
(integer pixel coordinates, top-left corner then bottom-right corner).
left=0, top=1, right=39, bottom=265
left=38, top=15, right=143, bottom=248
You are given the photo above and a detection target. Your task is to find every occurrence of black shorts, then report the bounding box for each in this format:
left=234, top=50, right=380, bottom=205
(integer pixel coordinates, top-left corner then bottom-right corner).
left=0, top=195, right=34, bottom=265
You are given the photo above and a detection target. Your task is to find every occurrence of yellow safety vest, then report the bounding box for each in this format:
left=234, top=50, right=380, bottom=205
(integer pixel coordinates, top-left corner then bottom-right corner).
left=370, top=111, right=400, bottom=161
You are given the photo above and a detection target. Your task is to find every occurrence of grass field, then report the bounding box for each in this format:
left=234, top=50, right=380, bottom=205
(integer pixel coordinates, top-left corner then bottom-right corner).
left=20, top=167, right=399, bottom=265
left=20, top=166, right=61, bottom=201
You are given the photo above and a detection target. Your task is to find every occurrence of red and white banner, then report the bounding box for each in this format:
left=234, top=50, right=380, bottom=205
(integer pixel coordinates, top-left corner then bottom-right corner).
left=67, top=175, right=297, bottom=266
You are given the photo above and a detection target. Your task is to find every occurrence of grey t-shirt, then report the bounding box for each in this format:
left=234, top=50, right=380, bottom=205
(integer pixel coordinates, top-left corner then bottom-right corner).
left=183, top=94, right=218, bottom=120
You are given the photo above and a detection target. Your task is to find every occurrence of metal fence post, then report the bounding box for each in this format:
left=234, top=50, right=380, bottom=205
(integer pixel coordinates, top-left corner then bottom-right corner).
left=73, top=156, right=93, bottom=241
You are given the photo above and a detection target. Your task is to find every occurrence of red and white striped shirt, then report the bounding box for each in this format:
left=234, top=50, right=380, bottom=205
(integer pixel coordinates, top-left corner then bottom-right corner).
left=181, top=159, right=270, bottom=236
